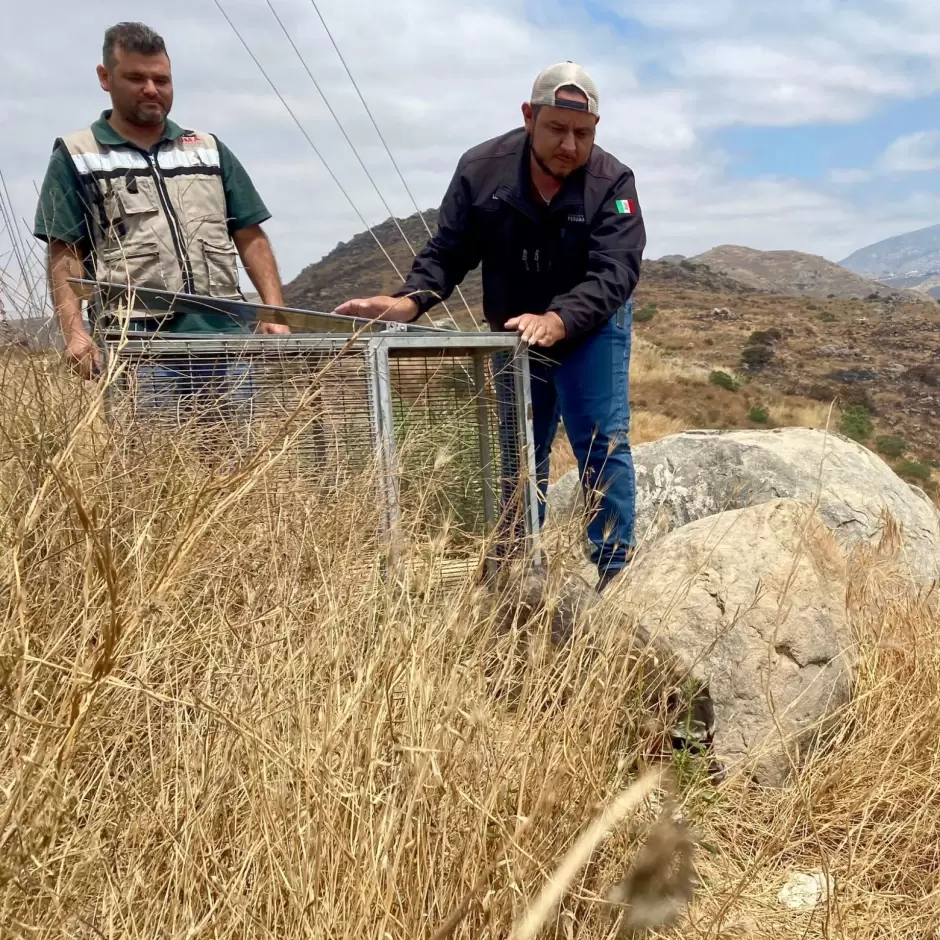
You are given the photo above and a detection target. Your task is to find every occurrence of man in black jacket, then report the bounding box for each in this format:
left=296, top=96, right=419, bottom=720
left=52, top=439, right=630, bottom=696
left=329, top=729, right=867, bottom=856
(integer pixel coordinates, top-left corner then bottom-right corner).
left=336, top=62, right=646, bottom=591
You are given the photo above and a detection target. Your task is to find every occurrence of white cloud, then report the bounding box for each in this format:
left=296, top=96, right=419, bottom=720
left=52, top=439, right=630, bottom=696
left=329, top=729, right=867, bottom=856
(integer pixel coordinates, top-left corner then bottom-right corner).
left=877, top=130, right=940, bottom=173
left=827, top=168, right=875, bottom=185
left=826, top=129, right=940, bottom=186
left=1, top=0, right=939, bottom=310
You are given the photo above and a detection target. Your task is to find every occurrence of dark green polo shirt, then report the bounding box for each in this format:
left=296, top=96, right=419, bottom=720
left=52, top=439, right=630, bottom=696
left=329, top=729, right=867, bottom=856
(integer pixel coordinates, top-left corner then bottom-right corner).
left=34, top=111, right=271, bottom=334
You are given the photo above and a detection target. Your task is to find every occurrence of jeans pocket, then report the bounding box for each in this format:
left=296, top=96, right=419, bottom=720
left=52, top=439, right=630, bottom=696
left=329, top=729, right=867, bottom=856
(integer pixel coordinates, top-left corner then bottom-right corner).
left=614, top=299, right=633, bottom=332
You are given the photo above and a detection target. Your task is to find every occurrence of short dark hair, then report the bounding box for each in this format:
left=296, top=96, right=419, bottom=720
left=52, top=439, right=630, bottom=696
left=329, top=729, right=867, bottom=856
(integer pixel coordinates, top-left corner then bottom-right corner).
left=102, top=22, right=167, bottom=70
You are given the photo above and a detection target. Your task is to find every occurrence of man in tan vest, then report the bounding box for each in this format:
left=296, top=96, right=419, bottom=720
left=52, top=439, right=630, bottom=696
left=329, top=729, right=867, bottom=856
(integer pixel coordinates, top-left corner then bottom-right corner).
left=34, top=21, right=289, bottom=385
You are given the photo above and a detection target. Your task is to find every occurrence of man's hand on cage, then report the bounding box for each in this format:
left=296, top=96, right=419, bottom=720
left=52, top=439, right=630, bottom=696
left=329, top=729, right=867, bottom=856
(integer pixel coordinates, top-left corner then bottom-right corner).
left=64, top=329, right=102, bottom=380
left=504, top=311, right=566, bottom=347
left=255, top=321, right=291, bottom=335
left=333, top=296, right=419, bottom=323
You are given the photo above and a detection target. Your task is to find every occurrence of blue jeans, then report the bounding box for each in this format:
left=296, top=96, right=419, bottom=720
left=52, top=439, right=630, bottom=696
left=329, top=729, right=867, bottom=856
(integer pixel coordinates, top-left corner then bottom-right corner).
left=496, top=301, right=636, bottom=576
left=96, top=317, right=258, bottom=425
left=130, top=357, right=258, bottom=454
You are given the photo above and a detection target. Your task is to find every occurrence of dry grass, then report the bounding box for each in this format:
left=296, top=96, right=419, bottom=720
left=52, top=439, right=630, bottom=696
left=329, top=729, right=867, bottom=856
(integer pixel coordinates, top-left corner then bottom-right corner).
left=550, top=340, right=827, bottom=483
left=2, top=348, right=939, bottom=939
left=630, top=339, right=710, bottom=387
left=766, top=398, right=835, bottom=430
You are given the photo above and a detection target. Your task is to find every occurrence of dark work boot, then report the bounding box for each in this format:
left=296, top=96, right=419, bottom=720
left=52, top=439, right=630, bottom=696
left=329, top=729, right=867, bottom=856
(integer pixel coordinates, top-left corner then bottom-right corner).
left=595, top=566, right=622, bottom=594
left=595, top=547, right=635, bottom=594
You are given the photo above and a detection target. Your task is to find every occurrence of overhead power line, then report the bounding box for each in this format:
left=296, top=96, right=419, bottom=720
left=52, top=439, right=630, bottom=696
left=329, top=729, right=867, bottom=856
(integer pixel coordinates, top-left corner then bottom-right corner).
left=305, top=0, right=478, bottom=325
left=213, top=0, right=407, bottom=285
left=263, top=0, right=417, bottom=256
left=215, top=0, right=479, bottom=329
left=261, top=0, right=476, bottom=328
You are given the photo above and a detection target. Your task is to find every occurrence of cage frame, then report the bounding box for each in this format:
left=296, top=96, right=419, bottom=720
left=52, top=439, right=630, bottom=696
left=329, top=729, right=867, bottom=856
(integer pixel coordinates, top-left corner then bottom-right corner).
left=99, top=325, right=543, bottom=571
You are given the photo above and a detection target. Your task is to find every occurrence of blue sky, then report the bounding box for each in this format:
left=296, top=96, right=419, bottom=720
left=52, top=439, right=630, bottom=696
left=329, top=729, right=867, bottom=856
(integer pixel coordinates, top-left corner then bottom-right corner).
left=719, top=96, right=940, bottom=179
left=1, top=0, right=939, bottom=301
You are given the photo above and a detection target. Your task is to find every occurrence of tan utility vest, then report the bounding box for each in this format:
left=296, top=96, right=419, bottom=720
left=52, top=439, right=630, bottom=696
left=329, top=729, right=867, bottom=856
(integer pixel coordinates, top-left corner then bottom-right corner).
left=60, top=126, right=242, bottom=318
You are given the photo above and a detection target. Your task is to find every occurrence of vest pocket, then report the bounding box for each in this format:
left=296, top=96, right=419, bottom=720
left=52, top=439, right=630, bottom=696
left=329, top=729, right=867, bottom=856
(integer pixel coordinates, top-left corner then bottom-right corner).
left=118, top=179, right=160, bottom=216
left=97, top=240, right=165, bottom=290
left=200, top=239, right=240, bottom=297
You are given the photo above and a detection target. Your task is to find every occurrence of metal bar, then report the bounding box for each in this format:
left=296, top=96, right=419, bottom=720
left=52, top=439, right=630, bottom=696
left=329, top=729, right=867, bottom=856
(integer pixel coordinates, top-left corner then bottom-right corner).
left=514, top=346, right=542, bottom=566
left=369, top=338, right=403, bottom=568
left=379, top=333, right=520, bottom=351
left=101, top=334, right=372, bottom=358
left=472, top=352, right=497, bottom=577
left=101, top=332, right=520, bottom=357
left=68, top=278, right=450, bottom=334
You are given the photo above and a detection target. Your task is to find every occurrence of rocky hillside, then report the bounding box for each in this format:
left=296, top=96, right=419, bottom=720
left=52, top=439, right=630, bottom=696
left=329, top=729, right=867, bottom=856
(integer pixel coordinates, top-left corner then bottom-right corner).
left=281, top=210, right=940, bottom=473
left=687, top=245, right=922, bottom=301
left=282, top=210, right=756, bottom=329
left=631, top=271, right=940, bottom=470
left=840, top=223, right=940, bottom=299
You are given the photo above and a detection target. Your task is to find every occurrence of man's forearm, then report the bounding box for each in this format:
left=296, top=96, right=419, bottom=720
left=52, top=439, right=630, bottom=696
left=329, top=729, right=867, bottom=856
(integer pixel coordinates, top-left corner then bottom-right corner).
left=234, top=225, right=284, bottom=307
left=48, top=240, right=86, bottom=339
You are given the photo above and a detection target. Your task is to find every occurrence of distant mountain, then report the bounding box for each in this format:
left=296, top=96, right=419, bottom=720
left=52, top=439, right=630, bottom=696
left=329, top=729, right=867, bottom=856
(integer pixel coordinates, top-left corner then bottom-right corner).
left=283, top=210, right=756, bottom=329
left=688, top=245, right=920, bottom=301
left=840, top=224, right=940, bottom=299
left=1, top=315, right=61, bottom=350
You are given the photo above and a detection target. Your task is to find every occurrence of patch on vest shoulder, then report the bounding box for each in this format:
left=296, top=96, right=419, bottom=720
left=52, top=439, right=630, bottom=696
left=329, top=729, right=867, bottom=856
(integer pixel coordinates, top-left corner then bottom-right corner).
left=179, top=135, right=200, bottom=143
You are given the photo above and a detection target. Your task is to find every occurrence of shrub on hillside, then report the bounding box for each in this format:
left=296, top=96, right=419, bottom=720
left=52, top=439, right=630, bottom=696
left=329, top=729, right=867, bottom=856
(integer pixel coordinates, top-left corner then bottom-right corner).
left=634, top=305, right=657, bottom=323
left=840, top=405, right=873, bottom=442
left=806, top=383, right=836, bottom=402
left=876, top=435, right=908, bottom=459
left=741, top=345, right=775, bottom=369
left=709, top=370, right=741, bottom=392
left=748, top=329, right=782, bottom=346
left=841, top=386, right=876, bottom=412
left=904, top=365, right=940, bottom=388
left=749, top=404, right=770, bottom=424
left=895, top=459, right=933, bottom=483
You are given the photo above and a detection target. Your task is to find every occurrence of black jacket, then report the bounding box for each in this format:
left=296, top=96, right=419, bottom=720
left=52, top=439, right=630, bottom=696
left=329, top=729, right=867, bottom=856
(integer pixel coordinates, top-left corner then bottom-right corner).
left=396, top=127, right=646, bottom=348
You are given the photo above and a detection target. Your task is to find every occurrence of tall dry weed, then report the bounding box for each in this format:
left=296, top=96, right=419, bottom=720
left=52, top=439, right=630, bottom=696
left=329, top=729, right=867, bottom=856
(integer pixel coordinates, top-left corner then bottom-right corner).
left=0, top=347, right=938, bottom=939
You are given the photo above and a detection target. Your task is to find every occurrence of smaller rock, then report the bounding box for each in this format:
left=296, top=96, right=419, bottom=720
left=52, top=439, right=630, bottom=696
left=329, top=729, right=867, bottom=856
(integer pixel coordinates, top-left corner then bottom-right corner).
left=691, top=307, right=741, bottom=322
left=827, top=369, right=877, bottom=383
left=814, top=345, right=861, bottom=358
left=777, top=870, right=834, bottom=910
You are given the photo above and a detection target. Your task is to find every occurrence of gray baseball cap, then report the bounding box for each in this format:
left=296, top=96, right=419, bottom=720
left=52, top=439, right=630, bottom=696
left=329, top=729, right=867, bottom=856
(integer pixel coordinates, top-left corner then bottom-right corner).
left=530, top=61, right=599, bottom=117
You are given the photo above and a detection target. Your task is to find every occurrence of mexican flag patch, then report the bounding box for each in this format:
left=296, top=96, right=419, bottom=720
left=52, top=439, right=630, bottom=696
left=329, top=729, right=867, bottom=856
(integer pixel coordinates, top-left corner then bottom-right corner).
left=615, top=198, right=636, bottom=215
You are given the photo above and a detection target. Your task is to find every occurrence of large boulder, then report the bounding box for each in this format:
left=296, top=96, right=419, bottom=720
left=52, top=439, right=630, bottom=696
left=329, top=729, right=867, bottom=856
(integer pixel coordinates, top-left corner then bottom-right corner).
left=547, top=428, right=940, bottom=584
left=611, top=499, right=855, bottom=787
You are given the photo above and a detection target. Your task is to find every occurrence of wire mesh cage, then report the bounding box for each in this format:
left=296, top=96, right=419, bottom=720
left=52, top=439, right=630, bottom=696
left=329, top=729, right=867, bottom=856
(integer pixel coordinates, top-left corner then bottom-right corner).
left=98, top=302, right=541, bottom=577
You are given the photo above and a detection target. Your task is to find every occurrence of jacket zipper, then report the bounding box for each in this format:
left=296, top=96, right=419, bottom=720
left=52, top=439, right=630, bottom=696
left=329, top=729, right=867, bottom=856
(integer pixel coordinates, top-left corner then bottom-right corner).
left=147, top=151, right=195, bottom=293
left=522, top=249, right=530, bottom=272
left=501, top=191, right=538, bottom=223
left=534, top=249, right=540, bottom=272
